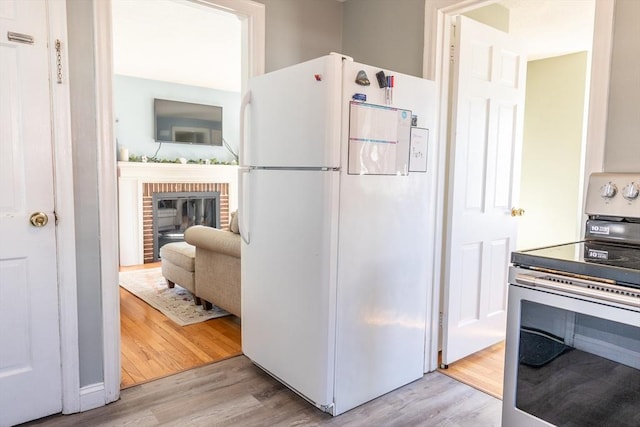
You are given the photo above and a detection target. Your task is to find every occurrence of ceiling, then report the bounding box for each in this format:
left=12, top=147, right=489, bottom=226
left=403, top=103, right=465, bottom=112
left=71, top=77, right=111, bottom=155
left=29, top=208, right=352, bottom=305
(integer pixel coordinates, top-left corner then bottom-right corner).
left=111, top=0, right=241, bottom=92
left=500, top=0, right=596, bottom=60
left=112, top=0, right=595, bottom=91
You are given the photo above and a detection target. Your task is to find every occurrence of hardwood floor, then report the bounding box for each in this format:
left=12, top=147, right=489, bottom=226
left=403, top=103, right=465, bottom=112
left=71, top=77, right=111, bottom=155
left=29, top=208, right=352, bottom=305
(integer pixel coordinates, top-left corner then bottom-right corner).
left=438, top=341, right=505, bottom=399
left=119, top=263, right=242, bottom=388
left=26, top=356, right=502, bottom=426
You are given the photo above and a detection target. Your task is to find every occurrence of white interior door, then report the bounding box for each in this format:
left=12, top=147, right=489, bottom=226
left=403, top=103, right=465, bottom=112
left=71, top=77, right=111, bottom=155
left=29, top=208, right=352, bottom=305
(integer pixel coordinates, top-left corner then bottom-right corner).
left=442, top=15, right=527, bottom=366
left=0, top=1, right=62, bottom=425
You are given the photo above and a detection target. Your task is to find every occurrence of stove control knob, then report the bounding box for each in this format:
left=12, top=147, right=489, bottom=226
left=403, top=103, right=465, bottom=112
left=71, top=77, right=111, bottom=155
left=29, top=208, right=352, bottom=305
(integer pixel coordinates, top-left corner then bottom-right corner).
left=600, top=182, right=618, bottom=199
left=622, top=182, right=640, bottom=200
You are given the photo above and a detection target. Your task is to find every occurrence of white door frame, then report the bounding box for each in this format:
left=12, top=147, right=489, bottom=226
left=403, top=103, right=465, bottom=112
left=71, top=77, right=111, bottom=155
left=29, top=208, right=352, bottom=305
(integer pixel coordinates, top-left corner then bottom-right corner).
left=423, top=0, right=614, bottom=372
left=46, top=0, right=81, bottom=415
left=94, top=0, right=265, bottom=405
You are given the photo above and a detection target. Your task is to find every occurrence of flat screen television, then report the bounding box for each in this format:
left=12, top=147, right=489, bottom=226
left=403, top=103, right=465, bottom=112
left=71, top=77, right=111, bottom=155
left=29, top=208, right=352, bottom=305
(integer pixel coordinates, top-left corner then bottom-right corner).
left=154, top=98, right=223, bottom=145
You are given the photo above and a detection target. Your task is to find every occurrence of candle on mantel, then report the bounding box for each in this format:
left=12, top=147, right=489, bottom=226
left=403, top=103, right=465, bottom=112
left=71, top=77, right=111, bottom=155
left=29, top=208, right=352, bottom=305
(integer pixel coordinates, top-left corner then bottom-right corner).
left=119, top=147, right=129, bottom=162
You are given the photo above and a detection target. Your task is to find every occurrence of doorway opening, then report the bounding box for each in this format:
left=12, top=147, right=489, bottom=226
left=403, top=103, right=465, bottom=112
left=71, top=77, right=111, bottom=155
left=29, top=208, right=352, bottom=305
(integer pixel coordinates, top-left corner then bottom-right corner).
left=109, top=0, right=263, bottom=389
left=432, top=0, right=602, bottom=397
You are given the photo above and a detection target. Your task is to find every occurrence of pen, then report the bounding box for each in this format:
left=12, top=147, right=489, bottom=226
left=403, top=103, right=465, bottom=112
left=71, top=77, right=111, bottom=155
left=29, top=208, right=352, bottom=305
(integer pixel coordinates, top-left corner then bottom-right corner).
left=385, top=76, right=394, bottom=104
left=385, top=76, right=390, bottom=104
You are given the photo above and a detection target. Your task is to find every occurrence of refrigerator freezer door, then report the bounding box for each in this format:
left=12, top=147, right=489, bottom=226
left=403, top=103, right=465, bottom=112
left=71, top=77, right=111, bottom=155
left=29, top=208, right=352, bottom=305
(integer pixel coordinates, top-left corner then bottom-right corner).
left=245, top=55, right=343, bottom=168
left=241, top=169, right=340, bottom=409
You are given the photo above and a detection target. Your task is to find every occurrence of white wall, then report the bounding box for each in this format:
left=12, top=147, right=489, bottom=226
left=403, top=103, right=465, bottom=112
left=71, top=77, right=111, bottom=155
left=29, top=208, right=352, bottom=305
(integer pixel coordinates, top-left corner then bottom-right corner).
left=114, top=75, right=240, bottom=162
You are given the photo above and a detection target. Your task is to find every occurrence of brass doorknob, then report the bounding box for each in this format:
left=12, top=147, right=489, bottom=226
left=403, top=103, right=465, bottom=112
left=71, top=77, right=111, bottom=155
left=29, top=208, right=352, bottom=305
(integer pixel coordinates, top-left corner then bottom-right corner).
left=510, top=208, right=525, bottom=217
left=30, top=212, right=49, bottom=227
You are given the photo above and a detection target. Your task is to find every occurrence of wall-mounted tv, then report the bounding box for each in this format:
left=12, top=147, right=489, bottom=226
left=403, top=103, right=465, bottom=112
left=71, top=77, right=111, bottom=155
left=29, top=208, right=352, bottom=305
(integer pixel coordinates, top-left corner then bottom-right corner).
left=154, top=98, right=223, bottom=145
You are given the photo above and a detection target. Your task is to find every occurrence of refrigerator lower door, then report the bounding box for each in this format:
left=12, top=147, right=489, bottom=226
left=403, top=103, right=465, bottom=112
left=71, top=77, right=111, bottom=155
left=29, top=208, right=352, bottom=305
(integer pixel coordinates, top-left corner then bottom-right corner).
left=241, top=168, right=340, bottom=410
left=333, top=172, right=430, bottom=415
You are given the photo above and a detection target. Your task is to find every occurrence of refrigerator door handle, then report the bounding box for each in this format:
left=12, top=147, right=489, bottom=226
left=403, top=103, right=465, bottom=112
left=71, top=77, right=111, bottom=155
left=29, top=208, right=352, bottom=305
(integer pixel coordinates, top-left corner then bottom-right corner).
left=239, top=90, right=252, bottom=166
left=238, top=167, right=250, bottom=244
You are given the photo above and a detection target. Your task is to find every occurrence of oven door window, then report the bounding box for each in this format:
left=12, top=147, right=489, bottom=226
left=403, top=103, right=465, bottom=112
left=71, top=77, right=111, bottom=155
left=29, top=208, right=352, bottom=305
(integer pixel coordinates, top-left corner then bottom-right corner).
left=516, top=300, right=640, bottom=426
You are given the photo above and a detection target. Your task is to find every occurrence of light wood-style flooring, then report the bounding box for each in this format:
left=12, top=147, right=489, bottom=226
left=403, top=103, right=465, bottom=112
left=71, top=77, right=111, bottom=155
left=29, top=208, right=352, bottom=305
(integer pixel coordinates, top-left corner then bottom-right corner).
left=119, top=262, right=242, bottom=388
left=23, top=262, right=505, bottom=425
left=438, top=341, right=505, bottom=399
left=26, top=355, right=502, bottom=426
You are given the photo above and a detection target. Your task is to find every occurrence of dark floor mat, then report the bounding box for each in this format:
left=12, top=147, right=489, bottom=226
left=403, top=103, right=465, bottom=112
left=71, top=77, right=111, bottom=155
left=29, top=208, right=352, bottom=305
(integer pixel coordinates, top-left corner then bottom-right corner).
left=519, top=328, right=573, bottom=367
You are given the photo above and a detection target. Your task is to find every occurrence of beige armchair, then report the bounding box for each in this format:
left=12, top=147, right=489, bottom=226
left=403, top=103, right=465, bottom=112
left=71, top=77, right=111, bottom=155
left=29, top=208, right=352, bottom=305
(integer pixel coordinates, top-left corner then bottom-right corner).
left=184, top=219, right=241, bottom=318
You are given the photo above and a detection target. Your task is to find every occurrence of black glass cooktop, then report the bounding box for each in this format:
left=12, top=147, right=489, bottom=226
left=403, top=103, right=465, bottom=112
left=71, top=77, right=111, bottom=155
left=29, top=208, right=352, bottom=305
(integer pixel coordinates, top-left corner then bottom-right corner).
left=512, top=240, right=640, bottom=287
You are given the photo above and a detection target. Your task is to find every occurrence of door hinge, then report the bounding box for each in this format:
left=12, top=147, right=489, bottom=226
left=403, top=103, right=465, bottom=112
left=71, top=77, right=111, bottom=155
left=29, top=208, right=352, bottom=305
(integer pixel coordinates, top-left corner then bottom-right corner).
left=439, top=312, right=444, bottom=327
left=55, top=39, right=63, bottom=84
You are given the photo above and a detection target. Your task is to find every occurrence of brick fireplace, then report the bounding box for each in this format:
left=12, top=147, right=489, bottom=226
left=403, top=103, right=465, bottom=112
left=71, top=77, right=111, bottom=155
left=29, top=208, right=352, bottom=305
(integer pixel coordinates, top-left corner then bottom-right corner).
left=117, top=162, right=238, bottom=266
left=142, top=182, right=229, bottom=263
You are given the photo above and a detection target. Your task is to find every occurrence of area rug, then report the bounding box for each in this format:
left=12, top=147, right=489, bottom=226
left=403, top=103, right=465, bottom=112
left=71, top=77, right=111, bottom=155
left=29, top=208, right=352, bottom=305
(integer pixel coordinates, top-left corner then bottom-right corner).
left=119, top=267, right=229, bottom=326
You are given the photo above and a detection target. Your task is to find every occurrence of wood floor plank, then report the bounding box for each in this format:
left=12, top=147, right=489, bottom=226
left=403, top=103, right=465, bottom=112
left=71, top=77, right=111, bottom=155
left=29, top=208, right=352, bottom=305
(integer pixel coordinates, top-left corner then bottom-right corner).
left=118, top=264, right=241, bottom=388
left=25, top=356, right=501, bottom=426
left=438, top=341, right=505, bottom=399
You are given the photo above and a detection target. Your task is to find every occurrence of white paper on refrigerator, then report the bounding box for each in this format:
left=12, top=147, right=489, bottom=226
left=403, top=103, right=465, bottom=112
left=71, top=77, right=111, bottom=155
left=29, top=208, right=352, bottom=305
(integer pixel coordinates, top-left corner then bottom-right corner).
left=348, top=102, right=412, bottom=175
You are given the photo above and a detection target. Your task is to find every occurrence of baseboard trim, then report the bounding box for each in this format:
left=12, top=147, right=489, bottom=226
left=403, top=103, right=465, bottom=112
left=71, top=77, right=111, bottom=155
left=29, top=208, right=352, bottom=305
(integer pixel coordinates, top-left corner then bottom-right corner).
left=79, top=383, right=106, bottom=412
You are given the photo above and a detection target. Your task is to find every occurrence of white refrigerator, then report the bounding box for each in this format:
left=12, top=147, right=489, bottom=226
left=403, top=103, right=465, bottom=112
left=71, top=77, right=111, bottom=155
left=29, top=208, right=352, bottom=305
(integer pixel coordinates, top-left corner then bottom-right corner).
left=239, top=53, right=436, bottom=415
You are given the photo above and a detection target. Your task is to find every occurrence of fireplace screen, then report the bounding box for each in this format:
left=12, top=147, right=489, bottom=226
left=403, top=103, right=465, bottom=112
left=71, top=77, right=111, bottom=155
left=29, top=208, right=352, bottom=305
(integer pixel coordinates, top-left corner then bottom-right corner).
left=152, top=191, right=220, bottom=261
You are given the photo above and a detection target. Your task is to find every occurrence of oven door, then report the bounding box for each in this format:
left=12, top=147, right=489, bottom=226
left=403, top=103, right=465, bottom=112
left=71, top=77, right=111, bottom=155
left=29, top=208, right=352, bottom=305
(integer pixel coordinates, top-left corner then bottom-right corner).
left=503, top=269, right=640, bottom=427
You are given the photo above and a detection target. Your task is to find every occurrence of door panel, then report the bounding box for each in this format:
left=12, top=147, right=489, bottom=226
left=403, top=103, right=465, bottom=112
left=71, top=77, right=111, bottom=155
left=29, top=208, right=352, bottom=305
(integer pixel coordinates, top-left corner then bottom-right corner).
left=459, top=242, right=482, bottom=325
left=494, top=104, right=516, bottom=209
left=0, top=1, right=62, bottom=425
left=488, top=238, right=509, bottom=315
left=0, top=260, right=30, bottom=367
left=464, top=98, right=489, bottom=211
left=442, top=15, right=527, bottom=365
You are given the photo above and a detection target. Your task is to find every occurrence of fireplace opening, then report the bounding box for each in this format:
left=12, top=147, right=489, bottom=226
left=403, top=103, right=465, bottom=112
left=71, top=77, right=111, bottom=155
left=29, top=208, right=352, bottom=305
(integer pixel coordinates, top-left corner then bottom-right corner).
left=152, top=191, right=220, bottom=261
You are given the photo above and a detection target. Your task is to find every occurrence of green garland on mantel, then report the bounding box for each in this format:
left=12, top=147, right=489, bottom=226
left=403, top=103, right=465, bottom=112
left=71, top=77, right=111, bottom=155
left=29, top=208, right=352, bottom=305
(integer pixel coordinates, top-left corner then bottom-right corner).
left=126, top=154, right=237, bottom=165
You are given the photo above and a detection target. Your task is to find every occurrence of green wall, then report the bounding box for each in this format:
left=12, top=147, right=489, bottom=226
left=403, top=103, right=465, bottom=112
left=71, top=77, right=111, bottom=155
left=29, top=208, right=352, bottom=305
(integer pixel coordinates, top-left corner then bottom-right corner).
left=518, top=52, right=588, bottom=250
left=464, top=3, right=509, bottom=32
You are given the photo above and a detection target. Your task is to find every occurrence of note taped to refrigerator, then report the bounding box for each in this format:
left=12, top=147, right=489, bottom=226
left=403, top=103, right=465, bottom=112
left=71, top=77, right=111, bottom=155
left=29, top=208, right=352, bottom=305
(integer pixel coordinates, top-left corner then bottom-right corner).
left=348, top=102, right=411, bottom=175
left=409, top=127, right=428, bottom=172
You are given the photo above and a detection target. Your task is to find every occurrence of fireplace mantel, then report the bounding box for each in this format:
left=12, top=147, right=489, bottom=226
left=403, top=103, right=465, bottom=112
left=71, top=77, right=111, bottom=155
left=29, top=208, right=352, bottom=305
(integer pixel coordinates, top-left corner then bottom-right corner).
left=118, top=162, right=238, bottom=266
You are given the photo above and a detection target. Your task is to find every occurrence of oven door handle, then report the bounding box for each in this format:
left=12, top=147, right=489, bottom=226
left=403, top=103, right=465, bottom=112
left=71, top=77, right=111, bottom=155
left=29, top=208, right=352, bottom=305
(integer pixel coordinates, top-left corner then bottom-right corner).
left=515, top=273, right=640, bottom=308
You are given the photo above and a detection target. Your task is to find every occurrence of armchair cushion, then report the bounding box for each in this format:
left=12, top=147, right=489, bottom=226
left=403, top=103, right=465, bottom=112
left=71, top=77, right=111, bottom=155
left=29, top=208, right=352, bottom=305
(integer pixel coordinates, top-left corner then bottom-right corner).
left=159, top=241, right=195, bottom=272
left=184, top=226, right=240, bottom=258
